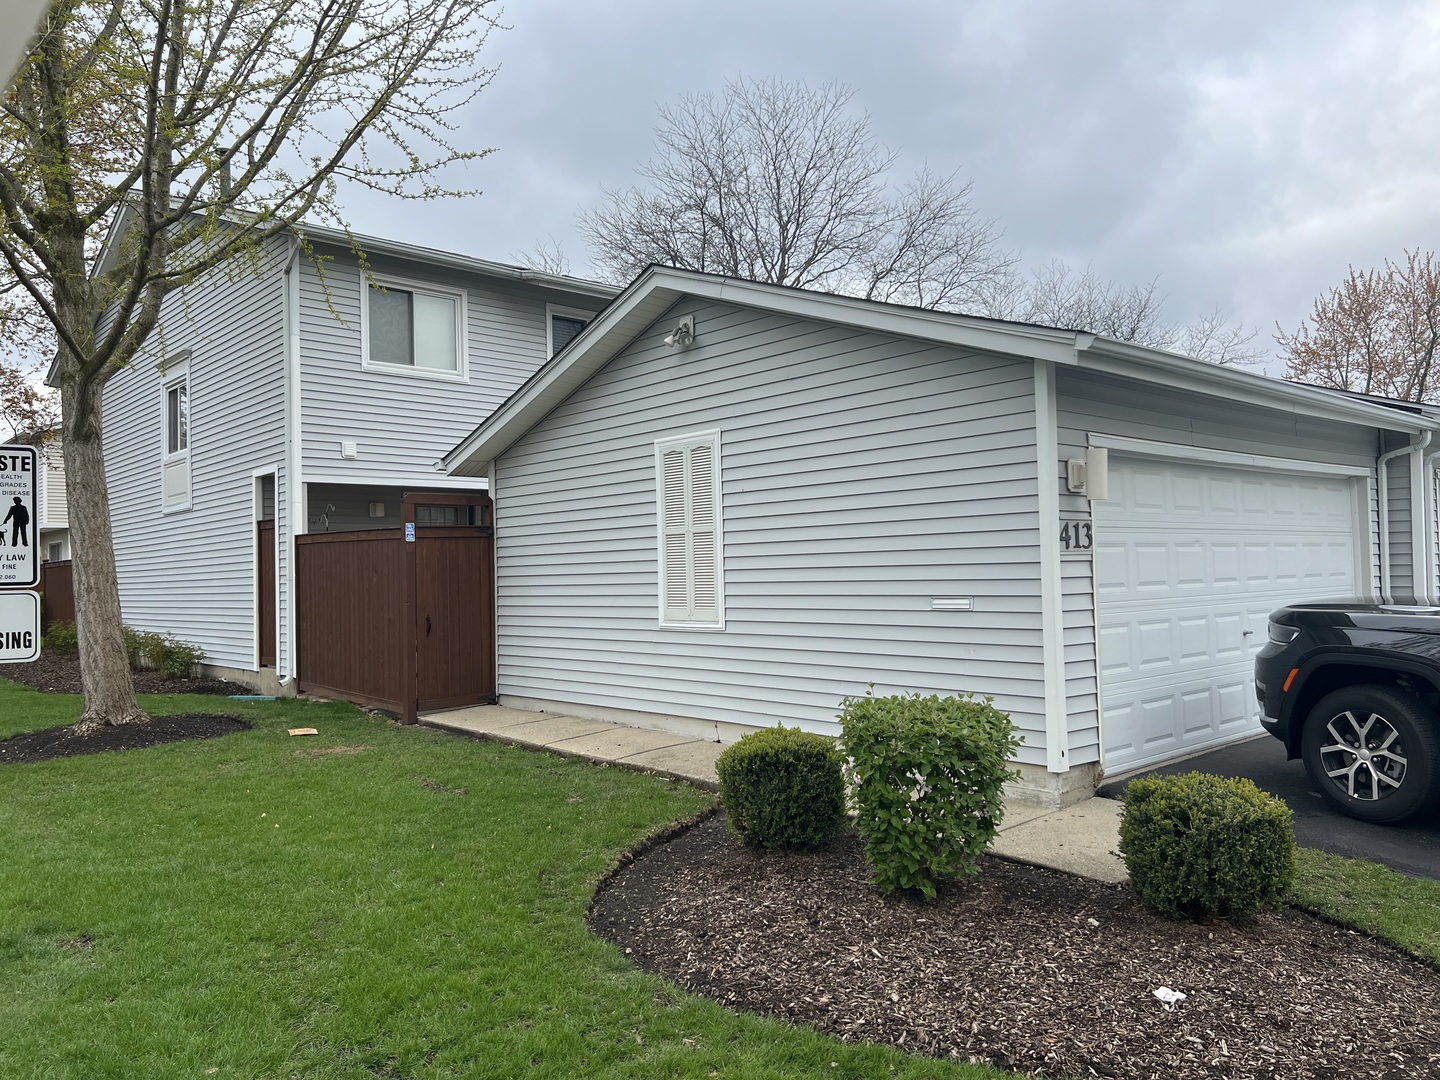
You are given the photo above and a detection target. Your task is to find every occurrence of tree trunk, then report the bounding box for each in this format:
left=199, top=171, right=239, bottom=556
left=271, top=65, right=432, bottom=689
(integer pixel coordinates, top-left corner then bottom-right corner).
left=62, top=378, right=147, bottom=732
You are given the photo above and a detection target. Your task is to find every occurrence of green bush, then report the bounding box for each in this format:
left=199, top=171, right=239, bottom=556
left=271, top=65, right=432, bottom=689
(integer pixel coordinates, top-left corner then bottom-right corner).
left=839, top=689, right=1021, bottom=900
left=716, top=725, right=846, bottom=849
left=1119, top=772, right=1296, bottom=922
left=42, top=620, right=78, bottom=651
left=156, top=634, right=205, bottom=679
left=121, top=626, right=204, bottom=678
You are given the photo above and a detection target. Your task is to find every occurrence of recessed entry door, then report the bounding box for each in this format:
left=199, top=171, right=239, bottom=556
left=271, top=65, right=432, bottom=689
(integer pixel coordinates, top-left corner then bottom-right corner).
left=1095, top=455, right=1360, bottom=775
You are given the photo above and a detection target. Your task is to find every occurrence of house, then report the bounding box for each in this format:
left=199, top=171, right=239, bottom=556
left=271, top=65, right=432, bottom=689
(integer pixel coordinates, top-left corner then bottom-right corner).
left=94, top=221, right=617, bottom=692
left=443, top=266, right=1440, bottom=806
left=33, top=433, right=69, bottom=563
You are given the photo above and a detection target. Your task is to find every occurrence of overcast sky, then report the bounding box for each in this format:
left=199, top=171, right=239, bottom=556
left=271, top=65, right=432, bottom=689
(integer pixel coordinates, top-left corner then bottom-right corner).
left=352, top=0, right=1440, bottom=370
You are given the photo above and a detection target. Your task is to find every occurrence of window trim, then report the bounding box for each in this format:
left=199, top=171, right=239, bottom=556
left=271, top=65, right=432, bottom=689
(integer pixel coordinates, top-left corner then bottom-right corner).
left=160, top=359, right=192, bottom=513
left=654, top=429, right=725, bottom=630
left=359, top=271, right=469, bottom=382
left=546, top=303, right=596, bottom=359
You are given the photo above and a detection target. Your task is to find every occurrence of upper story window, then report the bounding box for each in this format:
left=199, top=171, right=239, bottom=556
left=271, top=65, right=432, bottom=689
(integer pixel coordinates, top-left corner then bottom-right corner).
left=546, top=304, right=594, bottom=358
left=362, top=274, right=467, bottom=379
left=655, top=430, right=724, bottom=629
left=161, top=360, right=191, bottom=511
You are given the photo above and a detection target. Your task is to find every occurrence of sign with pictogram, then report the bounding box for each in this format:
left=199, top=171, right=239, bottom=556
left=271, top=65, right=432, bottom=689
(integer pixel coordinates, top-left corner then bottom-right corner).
left=0, top=444, right=38, bottom=588
left=0, top=590, right=40, bottom=663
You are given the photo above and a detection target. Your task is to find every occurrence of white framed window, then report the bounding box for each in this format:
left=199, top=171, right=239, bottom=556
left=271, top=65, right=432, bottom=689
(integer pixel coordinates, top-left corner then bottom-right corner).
left=361, top=273, right=467, bottom=379
left=655, top=430, right=724, bottom=629
left=546, top=304, right=594, bottom=359
left=161, top=361, right=191, bottom=511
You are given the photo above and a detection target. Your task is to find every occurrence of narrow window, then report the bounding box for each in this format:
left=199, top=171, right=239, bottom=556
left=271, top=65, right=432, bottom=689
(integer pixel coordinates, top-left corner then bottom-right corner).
left=162, top=367, right=191, bottom=510
left=655, top=431, right=723, bottom=628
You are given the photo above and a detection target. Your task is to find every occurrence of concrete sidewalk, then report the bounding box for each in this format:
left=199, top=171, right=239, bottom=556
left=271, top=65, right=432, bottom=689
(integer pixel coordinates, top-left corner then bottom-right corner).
left=421, top=704, right=1128, bottom=884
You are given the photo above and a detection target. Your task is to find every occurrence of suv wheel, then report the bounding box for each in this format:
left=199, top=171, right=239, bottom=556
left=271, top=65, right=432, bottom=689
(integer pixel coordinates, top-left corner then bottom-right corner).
left=1302, top=686, right=1440, bottom=824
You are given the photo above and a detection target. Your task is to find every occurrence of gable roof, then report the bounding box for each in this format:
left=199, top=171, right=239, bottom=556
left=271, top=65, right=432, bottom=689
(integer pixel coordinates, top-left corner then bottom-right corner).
left=90, top=204, right=618, bottom=301
left=443, top=265, right=1439, bottom=478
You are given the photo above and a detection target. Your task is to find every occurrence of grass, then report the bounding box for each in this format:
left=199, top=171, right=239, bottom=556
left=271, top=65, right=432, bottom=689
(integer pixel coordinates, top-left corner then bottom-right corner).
left=1291, top=846, right=1440, bottom=964
left=0, top=679, right=1011, bottom=1079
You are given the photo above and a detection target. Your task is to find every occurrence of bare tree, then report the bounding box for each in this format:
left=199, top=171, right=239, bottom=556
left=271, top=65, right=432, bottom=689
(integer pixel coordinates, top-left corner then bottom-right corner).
left=579, top=76, right=1016, bottom=309
left=512, top=235, right=570, bottom=276
left=1278, top=250, right=1440, bottom=401
left=990, top=260, right=1263, bottom=365
left=0, top=359, right=58, bottom=440
left=1, top=0, right=501, bottom=731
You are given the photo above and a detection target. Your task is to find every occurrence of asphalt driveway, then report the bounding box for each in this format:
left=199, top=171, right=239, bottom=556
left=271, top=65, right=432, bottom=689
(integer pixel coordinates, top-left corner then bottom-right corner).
left=1097, top=735, right=1440, bottom=881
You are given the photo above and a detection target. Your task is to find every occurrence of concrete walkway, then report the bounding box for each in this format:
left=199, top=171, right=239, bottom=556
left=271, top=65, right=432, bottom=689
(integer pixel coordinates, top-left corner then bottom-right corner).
left=421, top=704, right=1128, bottom=884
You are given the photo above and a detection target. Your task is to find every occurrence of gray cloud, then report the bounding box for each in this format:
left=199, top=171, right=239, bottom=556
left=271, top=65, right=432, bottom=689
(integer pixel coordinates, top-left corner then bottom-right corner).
left=343, top=0, right=1440, bottom=367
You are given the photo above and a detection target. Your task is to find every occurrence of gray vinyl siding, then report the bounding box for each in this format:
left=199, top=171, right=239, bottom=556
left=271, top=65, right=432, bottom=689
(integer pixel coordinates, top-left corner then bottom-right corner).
left=494, top=299, right=1050, bottom=764
left=297, top=246, right=597, bottom=485
left=102, top=237, right=290, bottom=670
left=1055, top=366, right=1383, bottom=765
left=1384, top=448, right=1413, bottom=599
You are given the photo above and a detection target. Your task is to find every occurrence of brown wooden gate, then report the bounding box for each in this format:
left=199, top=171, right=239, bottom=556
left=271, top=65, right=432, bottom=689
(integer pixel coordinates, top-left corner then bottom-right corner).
left=39, top=559, right=75, bottom=629
left=257, top=520, right=276, bottom=666
left=296, top=494, right=494, bottom=721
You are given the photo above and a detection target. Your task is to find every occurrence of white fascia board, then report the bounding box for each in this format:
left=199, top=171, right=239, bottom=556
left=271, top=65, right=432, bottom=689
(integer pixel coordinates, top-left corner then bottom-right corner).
left=443, top=267, right=1088, bottom=476
left=1078, top=337, right=1440, bottom=435
left=296, top=223, right=619, bottom=301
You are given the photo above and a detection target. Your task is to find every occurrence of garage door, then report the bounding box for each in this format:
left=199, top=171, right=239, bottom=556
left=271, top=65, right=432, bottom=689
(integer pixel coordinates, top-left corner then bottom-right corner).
left=1096, top=455, right=1361, bottom=774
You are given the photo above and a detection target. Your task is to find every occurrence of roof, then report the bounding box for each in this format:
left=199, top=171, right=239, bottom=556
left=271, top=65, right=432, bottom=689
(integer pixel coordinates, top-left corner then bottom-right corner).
left=89, top=205, right=619, bottom=301
left=443, top=265, right=1440, bottom=477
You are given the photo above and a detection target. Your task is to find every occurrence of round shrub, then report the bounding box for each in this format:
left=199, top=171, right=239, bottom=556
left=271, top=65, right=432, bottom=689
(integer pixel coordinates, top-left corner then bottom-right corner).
left=716, top=725, right=846, bottom=849
left=1119, top=772, right=1296, bottom=922
left=839, top=689, right=1021, bottom=900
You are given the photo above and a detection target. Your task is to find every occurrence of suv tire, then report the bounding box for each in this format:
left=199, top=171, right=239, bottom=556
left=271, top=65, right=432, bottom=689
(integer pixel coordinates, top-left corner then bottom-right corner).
left=1302, top=685, right=1440, bottom=824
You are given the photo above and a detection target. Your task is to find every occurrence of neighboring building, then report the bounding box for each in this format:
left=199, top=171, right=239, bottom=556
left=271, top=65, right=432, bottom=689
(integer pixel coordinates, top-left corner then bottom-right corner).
left=94, top=217, right=616, bottom=691
left=444, top=266, right=1440, bottom=806
left=34, top=432, right=69, bottom=562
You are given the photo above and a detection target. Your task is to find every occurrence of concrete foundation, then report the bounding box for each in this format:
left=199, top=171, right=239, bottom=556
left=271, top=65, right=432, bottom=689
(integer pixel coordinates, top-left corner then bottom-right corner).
left=199, top=663, right=295, bottom=697
left=499, top=695, right=1100, bottom=810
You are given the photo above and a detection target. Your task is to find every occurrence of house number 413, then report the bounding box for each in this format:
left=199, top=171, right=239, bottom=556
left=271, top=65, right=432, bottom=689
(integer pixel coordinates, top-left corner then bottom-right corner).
left=1059, top=520, right=1093, bottom=552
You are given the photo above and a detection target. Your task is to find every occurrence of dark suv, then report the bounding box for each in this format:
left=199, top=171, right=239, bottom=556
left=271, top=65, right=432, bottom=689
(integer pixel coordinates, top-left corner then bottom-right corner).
left=1256, top=603, right=1440, bottom=824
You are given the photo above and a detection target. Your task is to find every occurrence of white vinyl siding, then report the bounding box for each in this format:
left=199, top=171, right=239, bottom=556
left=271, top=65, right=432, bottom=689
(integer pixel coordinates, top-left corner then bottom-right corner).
left=162, top=363, right=191, bottom=510
left=300, top=252, right=601, bottom=485
left=101, top=235, right=291, bottom=670
left=656, top=431, right=722, bottom=627
left=492, top=299, right=1048, bottom=762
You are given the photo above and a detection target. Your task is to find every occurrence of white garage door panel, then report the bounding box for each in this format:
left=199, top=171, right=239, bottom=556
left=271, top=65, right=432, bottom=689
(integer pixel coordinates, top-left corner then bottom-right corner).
left=1098, top=457, right=1359, bottom=774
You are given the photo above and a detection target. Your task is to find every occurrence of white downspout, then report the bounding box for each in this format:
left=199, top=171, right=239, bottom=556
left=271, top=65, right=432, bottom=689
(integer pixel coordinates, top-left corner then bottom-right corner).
left=1378, top=432, right=1430, bottom=604
left=280, top=237, right=303, bottom=684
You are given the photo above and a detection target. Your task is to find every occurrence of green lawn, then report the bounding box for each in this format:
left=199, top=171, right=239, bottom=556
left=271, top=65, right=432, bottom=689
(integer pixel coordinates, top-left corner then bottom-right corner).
left=0, top=679, right=1011, bottom=1079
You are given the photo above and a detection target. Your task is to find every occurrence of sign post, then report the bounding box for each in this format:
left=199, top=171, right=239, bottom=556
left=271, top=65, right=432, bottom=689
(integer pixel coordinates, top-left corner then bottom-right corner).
left=0, top=443, right=41, bottom=664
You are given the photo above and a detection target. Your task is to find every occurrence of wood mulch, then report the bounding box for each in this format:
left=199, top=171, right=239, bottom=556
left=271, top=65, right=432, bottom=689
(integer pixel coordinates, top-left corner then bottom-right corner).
left=0, top=713, right=251, bottom=765
left=5, top=647, right=246, bottom=696
left=3, top=649, right=254, bottom=764
left=589, top=809, right=1440, bottom=1080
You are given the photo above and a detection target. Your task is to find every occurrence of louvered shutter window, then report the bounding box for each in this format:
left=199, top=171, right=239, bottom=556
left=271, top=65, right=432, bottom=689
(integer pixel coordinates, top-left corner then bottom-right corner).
left=657, top=433, right=722, bottom=626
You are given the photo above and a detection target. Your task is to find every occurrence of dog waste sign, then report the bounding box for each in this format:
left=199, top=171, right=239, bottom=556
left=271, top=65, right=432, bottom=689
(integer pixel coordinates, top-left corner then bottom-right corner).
left=0, top=444, right=38, bottom=588
left=0, top=591, right=40, bottom=663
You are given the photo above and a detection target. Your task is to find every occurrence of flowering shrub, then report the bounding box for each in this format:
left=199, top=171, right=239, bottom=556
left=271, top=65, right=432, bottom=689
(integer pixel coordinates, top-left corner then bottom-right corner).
left=839, top=689, right=1020, bottom=899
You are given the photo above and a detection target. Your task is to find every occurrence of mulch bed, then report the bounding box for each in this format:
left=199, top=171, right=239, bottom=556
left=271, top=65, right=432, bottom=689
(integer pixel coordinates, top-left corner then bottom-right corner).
left=0, top=713, right=252, bottom=765
left=589, top=809, right=1440, bottom=1080
left=5, top=647, right=246, bottom=696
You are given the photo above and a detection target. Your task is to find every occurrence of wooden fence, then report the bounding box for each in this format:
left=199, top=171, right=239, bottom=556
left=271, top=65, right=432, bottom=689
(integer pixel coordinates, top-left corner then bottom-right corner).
left=296, top=494, right=494, bottom=721
left=40, top=559, right=74, bottom=629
